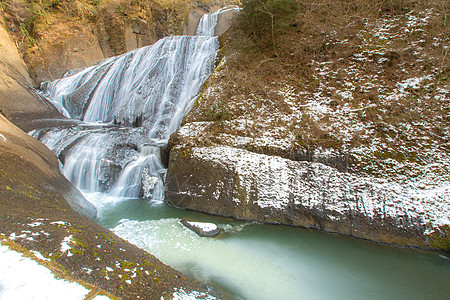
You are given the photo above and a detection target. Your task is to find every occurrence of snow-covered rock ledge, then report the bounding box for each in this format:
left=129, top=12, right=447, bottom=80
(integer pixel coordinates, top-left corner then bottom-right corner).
left=179, top=219, right=221, bottom=237
left=166, top=146, right=450, bottom=250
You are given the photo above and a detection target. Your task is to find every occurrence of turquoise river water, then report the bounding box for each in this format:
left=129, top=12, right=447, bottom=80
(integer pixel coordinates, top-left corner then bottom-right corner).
left=86, top=193, right=450, bottom=300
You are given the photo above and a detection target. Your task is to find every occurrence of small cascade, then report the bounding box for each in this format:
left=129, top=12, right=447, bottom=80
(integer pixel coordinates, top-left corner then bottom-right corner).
left=195, top=12, right=220, bottom=36
left=31, top=125, right=151, bottom=194
left=195, top=6, right=239, bottom=37
left=63, top=134, right=109, bottom=191
left=110, top=145, right=165, bottom=200
left=34, top=7, right=236, bottom=199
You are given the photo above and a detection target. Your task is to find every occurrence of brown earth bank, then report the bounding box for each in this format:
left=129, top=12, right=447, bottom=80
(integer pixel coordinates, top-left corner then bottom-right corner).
left=165, top=0, right=450, bottom=251
left=0, top=14, right=77, bottom=131
left=0, top=113, right=221, bottom=299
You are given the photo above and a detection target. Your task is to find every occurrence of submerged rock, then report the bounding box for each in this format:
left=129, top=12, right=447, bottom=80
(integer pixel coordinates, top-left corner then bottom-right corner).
left=180, top=219, right=221, bottom=237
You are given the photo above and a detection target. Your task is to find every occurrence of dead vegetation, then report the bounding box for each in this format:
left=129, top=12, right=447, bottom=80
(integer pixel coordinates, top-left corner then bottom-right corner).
left=186, top=0, right=449, bottom=181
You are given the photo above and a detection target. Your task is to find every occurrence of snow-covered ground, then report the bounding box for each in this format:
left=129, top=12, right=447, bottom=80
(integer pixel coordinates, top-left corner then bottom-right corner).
left=0, top=244, right=110, bottom=300
left=1, top=236, right=209, bottom=300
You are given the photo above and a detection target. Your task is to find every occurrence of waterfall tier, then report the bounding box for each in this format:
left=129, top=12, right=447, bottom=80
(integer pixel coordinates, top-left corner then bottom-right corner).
left=41, top=36, right=218, bottom=142
left=196, top=5, right=240, bottom=36
left=34, top=7, right=236, bottom=197
left=31, top=125, right=165, bottom=198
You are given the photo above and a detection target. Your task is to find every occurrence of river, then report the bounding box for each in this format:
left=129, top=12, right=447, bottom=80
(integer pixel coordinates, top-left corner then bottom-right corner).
left=84, top=193, right=449, bottom=300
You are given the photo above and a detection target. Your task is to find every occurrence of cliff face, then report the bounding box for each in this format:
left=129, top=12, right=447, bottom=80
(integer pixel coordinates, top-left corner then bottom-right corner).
left=2, top=0, right=237, bottom=86
left=0, top=14, right=76, bottom=132
left=166, top=0, right=450, bottom=250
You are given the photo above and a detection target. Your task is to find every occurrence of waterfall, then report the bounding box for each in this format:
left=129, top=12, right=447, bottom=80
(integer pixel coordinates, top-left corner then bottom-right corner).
left=33, top=7, right=235, bottom=199
left=195, top=5, right=239, bottom=37
left=40, top=36, right=218, bottom=142
left=109, top=145, right=165, bottom=199
left=30, top=125, right=152, bottom=194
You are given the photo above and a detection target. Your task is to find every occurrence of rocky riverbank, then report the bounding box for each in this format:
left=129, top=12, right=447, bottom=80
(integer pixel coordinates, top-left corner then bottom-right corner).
left=0, top=3, right=225, bottom=298
left=0, top=3, right=448, bottom=299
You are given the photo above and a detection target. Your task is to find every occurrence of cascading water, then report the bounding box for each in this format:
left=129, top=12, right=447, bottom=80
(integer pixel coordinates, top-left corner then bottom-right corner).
left=30, top=124, right=154, bottom=197
left=110, top=145, right=165, bottom=199
left=33, top=7, right=236, bottom=199
left=40, top=29, right=220, bottom=140
left=195, top=6, right=238, bottom=36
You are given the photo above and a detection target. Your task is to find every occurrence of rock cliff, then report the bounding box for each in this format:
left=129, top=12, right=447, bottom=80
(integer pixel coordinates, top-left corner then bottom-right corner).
left=3, top=0, right=238, bottom=86
left=166, top=0, right=450, bottom=251
left=0, top=15, right=75, bottom=131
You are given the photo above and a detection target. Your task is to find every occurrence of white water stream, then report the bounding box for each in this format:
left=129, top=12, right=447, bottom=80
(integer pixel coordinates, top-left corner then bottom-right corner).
left=33, top=7, right=238, bottom=198
left=32, top=6, right=450, bottom=300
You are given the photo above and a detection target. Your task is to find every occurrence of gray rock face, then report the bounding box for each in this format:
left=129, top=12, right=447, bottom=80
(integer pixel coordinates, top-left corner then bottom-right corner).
left=215, top=6, right=238, bottom=36
left=27, top=27, right=105, bottom=86
left=166, top=145, right=449, bottom=249
left=0, top=16, right=74, bottom=132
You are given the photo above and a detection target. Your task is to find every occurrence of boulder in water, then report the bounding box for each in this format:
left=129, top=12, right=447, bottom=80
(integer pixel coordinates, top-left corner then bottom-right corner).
left=179, top=219, right=221, bottom=237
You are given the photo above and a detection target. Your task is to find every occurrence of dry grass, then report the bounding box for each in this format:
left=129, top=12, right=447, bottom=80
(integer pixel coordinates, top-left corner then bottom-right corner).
left=187, top=0, right=449, bottom=179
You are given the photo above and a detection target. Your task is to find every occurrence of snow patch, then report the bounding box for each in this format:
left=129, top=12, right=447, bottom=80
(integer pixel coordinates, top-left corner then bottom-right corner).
left=60, top=235, right=74, bottom=256
left=166, top=288, right=217, bottom=300
left=185, top=221, right=218, bottom=233
left=51, top=221, right=67, bottom=226
left=27, top=222, right=43, bottom=227
left=92, top=296, right=112, bottom=300
left=31, top=250, right=50, bottom=262
left=0, top=244, right=90, bottom=299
